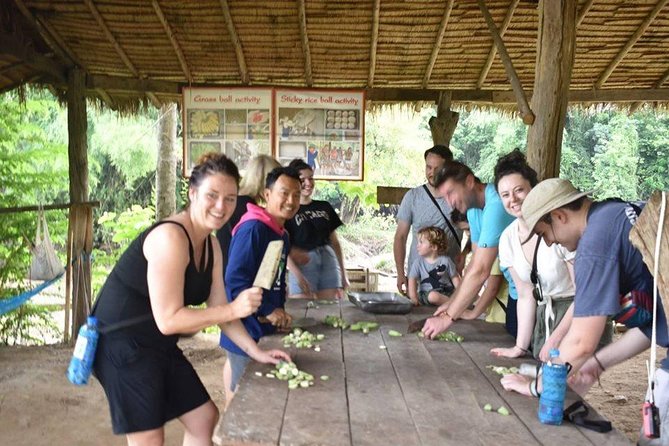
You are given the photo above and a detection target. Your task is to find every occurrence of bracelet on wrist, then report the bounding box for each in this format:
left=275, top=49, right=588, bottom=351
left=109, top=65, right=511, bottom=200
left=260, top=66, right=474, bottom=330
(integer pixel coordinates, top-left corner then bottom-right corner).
left=529, top=379, right=541, bottom=398
left=593, top=352, right=606, bottom=372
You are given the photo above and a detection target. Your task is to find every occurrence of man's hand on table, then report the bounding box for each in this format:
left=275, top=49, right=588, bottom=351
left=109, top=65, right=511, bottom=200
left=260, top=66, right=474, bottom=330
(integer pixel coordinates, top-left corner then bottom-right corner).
left=422, top=315, right=453, bottom=339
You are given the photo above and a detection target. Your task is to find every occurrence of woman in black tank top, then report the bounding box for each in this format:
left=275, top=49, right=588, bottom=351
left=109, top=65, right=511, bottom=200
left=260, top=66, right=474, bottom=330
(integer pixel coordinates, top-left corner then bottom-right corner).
left=93, top=153, right=290, bottom=443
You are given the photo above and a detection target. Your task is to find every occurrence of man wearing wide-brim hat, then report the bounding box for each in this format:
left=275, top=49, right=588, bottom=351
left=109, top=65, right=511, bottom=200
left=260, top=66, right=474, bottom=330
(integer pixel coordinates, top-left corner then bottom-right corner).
left=502, top=177, right=669, bottom=444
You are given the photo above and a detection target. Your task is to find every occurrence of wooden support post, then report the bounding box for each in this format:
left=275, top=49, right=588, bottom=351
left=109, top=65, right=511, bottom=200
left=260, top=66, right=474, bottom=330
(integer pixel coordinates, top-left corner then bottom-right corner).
left=629, top=191, right=669, bottom=331
left=156, top=103, right=177, bottom=220
left=66, top=68, right=92, bottom=341
left=428, top=91, right=459, bottom=147
left=526, top=0, right=577, bottom=180
left=67, top=204, right=94, bottom=342
left=477, top=0, right=534, bottom=125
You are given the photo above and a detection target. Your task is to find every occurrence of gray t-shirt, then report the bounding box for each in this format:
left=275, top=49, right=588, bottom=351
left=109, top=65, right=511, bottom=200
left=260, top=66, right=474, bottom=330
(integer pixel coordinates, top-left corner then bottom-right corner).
left=396, top=185, right=461, bottom=270
left=409, top=255, right=458, bottom=294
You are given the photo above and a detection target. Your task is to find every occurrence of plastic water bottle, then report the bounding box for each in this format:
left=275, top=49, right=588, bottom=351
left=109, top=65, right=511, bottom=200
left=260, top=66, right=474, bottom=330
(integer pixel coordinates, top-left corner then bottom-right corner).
left=538, top=348, right=568, bottom=425
left=67, top=316, right=99, bottom=385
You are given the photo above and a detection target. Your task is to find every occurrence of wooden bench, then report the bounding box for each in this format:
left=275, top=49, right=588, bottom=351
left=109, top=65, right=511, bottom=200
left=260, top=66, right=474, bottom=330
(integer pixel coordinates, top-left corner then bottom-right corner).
left=215, top=298, right=631, bottom=445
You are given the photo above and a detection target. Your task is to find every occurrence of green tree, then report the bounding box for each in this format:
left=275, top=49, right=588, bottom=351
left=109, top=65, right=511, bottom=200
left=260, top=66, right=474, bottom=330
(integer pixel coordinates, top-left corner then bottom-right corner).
left=591, top=114, right=639, bottom=200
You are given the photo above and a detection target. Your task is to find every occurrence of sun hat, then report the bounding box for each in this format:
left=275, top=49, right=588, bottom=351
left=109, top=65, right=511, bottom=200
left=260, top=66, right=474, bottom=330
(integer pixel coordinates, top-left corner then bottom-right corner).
left=521, top=178, right=592, bottom=244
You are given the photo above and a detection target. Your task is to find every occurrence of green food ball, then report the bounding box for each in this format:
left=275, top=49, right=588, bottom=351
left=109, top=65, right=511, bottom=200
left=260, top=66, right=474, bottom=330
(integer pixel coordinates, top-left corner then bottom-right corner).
left=483, top=403, right=493, bottom=412
left=388, top=329, right=403, bottom=337
left=497, top=406, right=510, bottom=416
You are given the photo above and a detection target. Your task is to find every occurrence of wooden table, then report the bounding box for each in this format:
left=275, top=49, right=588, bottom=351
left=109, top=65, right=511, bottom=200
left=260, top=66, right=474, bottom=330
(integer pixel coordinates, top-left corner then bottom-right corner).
left=216, top=299, right=631, bottom=445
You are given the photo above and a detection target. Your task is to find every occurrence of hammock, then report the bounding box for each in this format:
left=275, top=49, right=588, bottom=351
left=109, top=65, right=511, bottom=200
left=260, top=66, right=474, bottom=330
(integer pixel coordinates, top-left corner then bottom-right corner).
left=0, top=273, right=64, bottom=316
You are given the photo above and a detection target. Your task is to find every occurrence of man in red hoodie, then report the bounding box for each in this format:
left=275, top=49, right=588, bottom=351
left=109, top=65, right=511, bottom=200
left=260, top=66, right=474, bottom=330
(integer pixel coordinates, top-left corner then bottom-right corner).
left=219, top=166, right=302, bottom=407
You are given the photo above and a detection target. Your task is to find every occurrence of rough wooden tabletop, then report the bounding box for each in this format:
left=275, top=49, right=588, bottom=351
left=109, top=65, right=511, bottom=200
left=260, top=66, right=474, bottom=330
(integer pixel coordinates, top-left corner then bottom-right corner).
left=216, top=298, right=631, bottom=446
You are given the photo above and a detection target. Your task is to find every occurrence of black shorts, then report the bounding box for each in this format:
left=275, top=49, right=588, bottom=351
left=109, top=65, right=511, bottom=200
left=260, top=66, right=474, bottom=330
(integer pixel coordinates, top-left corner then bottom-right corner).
left=93, top=335, right=210, bottom=435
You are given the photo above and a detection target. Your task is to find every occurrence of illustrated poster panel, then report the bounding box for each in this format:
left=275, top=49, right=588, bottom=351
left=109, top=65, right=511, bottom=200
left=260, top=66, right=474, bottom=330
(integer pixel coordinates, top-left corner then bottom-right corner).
left=274, top=89, right=364, bottom=180
left=183, top=88, right=272, bottom=175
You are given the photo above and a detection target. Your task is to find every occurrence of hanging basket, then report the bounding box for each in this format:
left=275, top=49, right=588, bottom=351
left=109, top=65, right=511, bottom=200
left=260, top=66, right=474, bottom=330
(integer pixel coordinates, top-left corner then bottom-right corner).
left=29, top=207, right=65, bottom=281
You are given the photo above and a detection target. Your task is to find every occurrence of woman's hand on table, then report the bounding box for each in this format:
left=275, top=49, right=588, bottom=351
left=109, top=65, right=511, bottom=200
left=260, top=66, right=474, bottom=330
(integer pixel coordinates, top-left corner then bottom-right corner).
left=490, top=345, right=527, bottom=358
left=500, top=373, right=533, bottom=396
left=251, top=348, right=291, bottom=365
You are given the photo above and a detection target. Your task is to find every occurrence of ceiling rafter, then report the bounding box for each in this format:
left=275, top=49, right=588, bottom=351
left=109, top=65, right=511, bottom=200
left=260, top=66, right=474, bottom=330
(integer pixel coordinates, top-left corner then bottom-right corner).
left=0, top=30, right=66, bottom=83
left=595, top=0, right=669, bottom=88
left=422, top=0, right=454, bottom=89
left=151, top=0, right=192, bottom=83
left=297, top=0, right=313, bottom=87
left=13, top=0, right=75, bottom=67
left=219, top=0, right=249, bottom=84
left=368, top=0, right=381, bottom=87
left=629, top=61, right=669, bottom=113
left=11, top=1, right=120, bottom=107
left=476, top=0, right=519, bottom=89
left=0, top=61, right=25, bottom=76
left=477, top=0, right=534, bottom=124
left=80, top=73, right=669, bottom=104
left=576, top=0, right=595, bottom=27
left=84, top=0, right=140, bottom=78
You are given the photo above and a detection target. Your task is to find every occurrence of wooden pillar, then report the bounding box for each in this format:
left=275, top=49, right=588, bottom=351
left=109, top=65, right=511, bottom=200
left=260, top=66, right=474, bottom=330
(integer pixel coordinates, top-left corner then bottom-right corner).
left=156, top=102, right=177, bottom=220
left=526, top=0, right=577, bottom=180
left=66, top=68, right=92, bottom=340
left=428, top=91, right=459, bottom=147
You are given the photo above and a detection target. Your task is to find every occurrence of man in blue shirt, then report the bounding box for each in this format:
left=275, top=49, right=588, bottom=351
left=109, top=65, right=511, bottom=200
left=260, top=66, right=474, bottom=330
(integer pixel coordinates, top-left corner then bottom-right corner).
left=423, top=161, right=515, bottom=338
left=507, top=178, right=668, bottom=445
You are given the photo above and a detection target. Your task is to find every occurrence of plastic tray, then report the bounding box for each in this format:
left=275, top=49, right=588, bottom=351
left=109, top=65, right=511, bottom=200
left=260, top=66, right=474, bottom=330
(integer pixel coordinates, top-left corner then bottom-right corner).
left=347, top=292, right=413, bottom=314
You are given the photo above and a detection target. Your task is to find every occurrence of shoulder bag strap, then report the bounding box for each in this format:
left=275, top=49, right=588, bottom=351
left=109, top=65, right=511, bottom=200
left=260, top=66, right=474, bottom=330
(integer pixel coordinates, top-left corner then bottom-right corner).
left=422, top=185, right=461, bottom=246
left=530, top=234, right=544, bottom=302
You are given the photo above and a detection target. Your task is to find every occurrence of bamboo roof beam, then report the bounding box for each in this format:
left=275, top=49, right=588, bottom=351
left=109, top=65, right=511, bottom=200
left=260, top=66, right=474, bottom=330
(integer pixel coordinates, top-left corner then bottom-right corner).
left=0, top=61, right=25, bottom=76
left=595, top=0, right=669, bottom=89
left=80, top=74, right=669, bottom=103
left=297, top=0, right=313, bottom=87
left=13, top=0, right=120, bottom=108
left=422, top=0, right=454, bottom=88
left=367, top=0, right=380, bottom=87
left=576, top=0, right=595, bottom=27
left=146, top=92, right=162, bottom=108
left=0, top=30, right=66, bottom=83
left=219, top=0, right=249, bottom=84
left=13, top=0, right=74, bottom=67
left=476, top=0, right=519, bottom=89
left=477, top=0, right=534, bottom=124
left=630, top=64, right=669, bottom=113
left=151, top=0, right=192, bottom=83
left=84, top=0, right=140, bottom=78
left=95, top=88, right=115, bottom=109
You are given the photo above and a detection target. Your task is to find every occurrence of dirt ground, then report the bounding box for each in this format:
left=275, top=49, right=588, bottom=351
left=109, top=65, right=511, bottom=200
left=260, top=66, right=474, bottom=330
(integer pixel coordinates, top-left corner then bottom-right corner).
left=0, top=329, right=657, bottom=445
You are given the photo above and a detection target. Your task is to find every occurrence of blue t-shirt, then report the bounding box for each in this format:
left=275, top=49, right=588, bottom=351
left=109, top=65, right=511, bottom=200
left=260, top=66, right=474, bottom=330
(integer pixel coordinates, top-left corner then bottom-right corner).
left=467, top=184, right=516, bottom=248
left=574, top=201, right=668, bottom=368
left=467, top=183, right=517, bottom=298
left=219, top=219, right=290, bottom=356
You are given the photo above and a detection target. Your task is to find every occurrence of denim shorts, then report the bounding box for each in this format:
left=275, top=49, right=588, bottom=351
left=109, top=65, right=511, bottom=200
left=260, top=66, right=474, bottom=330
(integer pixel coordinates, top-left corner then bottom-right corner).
left=288, top=245, right=342, bottom=294
left=227, top=350, right=252, bottom=392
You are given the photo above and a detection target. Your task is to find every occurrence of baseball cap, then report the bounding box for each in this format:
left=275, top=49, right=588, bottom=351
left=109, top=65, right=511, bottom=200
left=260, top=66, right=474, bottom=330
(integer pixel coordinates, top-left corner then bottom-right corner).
left=521, top=178, right=592, bottom=244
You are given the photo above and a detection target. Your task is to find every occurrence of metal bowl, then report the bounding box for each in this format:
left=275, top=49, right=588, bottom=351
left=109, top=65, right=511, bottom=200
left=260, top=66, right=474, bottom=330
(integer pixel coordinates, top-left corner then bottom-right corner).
left=347, top=292, right=413, bottom=314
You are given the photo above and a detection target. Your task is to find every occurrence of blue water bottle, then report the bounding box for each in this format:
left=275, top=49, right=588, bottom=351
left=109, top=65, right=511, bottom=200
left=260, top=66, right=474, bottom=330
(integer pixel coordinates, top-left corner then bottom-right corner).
left=67, top=316, right=99, bottom=385
left=538, top=348, right=568, bottom=425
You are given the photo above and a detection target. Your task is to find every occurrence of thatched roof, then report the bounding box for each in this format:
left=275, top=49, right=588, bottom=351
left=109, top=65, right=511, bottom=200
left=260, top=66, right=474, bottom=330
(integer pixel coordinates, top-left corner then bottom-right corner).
left=2, top=0, right=669, bottom=111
